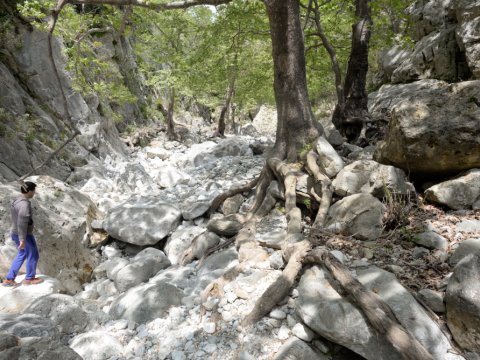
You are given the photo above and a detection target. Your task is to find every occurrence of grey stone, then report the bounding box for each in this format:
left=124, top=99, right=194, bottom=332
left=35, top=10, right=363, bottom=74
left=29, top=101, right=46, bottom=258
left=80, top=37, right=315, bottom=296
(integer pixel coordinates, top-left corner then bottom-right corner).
left=69, top=331, right=124, bottom=360
left=456, top=219, right=480, bottom=233
left=0, top=314, right=58, bottom=339
left=371, top=80, right=480, bottom=176
left=324, top=193, right=386, bottom=240
left=414, top=231, right=448, bottom=251
left=418, top=289, right=445, bottom=313
left=0, top=177, right=100, bottom=291
left=273, top=338, right=327, bottom=360
left=446, top=254, right=480, bottom=352
left=207, top=214, right=244, bottom=237
left=332, top=160, right=413, bottom=198
left=103, top=195, right=182, bottom=246
left=109, top=281, right=184, bottom=323
left=449, top=238, right=480, bottom=266
left=0, top=332, right=18, bottom=352
left=0, top=338, right=82, bottom=360
left=221, top=194, right=244, bottom=215
left=114, top=247, right=170, bottom=292
left=425, top=170, right=480, bottom=210
left=297, top=265, right=456, bottom=360
left=24, top=294, right=90, bottom=334
left=315, top=136, right=345, bottom=178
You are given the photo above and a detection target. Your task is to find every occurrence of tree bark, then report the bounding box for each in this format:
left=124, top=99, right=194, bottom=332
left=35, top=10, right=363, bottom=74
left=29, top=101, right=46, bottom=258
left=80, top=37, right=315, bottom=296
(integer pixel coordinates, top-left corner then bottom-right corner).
left=158, top=89, right=176, bottom=140
left=264, top=0, right=322, bottom=162
left=217, top=76, right=235, bottom=137
left=331, top=0, right=372, bottom=142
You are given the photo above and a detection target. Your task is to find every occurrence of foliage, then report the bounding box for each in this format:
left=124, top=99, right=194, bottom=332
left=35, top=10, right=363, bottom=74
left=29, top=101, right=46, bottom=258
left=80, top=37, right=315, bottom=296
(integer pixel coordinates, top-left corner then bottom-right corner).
left=17, top=1, right=137, bottom=115
left=301, top=0, right=354, bottom=104
left=11, top=0, right=418, bottom=134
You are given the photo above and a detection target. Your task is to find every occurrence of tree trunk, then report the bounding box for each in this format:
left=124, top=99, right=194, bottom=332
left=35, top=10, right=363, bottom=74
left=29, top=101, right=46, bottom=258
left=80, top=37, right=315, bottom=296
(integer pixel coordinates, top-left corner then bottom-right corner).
left=166, top=88, right=175, bottom=140
left=264, top=0, right=322, bottom=162
left=311, top=0, right=344, bottom=109
left=217, top=76, right=235, bottom=137
left=331, top=0, right=372, bottom=142
left=158, top=88, right=176, bottom=140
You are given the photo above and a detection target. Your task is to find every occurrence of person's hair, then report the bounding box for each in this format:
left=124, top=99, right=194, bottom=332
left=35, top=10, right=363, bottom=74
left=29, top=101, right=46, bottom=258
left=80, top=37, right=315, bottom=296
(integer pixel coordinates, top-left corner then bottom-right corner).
left=20, top=181, right=37, bottom=194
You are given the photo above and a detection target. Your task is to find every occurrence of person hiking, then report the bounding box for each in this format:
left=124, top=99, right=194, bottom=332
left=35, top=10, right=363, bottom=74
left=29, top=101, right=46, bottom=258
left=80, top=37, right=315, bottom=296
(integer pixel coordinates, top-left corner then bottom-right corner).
left=2, top=181, right=43, bottom=287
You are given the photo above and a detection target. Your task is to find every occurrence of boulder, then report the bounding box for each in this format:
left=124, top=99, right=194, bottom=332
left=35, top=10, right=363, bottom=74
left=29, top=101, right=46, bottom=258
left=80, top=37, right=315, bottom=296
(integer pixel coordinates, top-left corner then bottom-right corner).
left=324, top=193, right=386, bottom=240
left=251, top=105, right=277, bottom=137
left=164, top=224, right=206, bottom=265
left=0, top=338, right=82, bottom=360
left=332, top=160, right=413, bottom=198
left=371, top=80, right=480, bottom=175
left=0, top=314, right=58, bottom=339
left=0, top=177, right=100, bottom=291
left=24, top=294, right=90, bottom=335
left=391, top=27, right=460, bottom=83
left=455, top=0, right=480, bottom=78
left=446, top=254, right=480, bottom=352
left=296, top=265, right=458, bottom=360
left=273, top=338, right=328, bottom=360
left=449, top=238, right=480, bottom=266
left=109, top=281, right=184, bottom=323
left=103, top=195, right=182, bottom=246
left=207, top=214, right=244, bottom=237
left=315, top=137, right=344, bottom=178
left=69, top=331, right=123, bottom=360
left=425, top=169, right=480, bottom=209
left=113, top=247, right=170, bottom=292
left=0, top=276, right=62, bottom=313
left=154, top=165, right=190, bottom=188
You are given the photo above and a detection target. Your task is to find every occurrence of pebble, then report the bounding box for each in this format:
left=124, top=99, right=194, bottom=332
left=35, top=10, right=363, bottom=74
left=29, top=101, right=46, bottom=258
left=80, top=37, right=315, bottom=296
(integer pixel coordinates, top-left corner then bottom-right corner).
left=277, top=325, right=290, bottom=340
left=269, top=309, right=287, bottom=320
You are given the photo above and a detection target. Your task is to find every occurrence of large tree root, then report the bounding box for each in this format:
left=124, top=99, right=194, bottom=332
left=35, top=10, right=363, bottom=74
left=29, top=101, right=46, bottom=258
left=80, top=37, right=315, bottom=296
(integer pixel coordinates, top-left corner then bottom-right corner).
left=208, top=176, right=260, bottom=216
left=305, top=248, right=435, bottom=360
left=240, top=157, right=434, bottom=359
left=199, top=144, right=433, bottom=359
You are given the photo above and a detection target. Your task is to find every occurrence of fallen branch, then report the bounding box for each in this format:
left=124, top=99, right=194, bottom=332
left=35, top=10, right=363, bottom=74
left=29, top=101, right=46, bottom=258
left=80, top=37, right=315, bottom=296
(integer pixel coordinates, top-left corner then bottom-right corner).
left=18, top=129, right=81, bottom=183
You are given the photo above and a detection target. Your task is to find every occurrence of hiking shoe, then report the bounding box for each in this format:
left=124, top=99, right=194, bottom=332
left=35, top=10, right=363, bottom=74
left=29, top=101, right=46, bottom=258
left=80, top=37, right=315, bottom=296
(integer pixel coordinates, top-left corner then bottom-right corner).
left=2, top=279, right=21, bottom=287
left=23, top=277, right=44, bottom=285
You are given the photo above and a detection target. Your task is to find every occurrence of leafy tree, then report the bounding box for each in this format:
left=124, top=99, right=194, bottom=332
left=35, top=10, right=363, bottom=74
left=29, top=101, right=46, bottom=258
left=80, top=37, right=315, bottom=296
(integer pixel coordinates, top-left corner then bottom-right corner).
left=187, top=0, right=273, bottom=136
left=134, top=8, right=203, bottom=139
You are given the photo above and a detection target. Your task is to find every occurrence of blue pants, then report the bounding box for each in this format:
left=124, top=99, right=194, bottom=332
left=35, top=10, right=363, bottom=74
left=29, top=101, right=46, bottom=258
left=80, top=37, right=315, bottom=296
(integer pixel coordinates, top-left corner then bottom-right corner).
left=6, top=233, right=39, bottom=280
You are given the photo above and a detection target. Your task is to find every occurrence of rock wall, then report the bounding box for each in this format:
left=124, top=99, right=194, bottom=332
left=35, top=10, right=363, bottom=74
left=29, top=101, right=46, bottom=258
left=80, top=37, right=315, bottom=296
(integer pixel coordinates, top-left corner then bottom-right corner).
left=0, top=17, right=152, bottom=182
left=374, top=0, right=479, bottom=86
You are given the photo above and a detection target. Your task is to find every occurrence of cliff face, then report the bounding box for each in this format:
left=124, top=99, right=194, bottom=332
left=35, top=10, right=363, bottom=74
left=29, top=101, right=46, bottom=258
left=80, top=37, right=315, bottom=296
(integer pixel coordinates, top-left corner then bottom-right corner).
left=0, top=15, right=151, bottom=182
left=375, top=0, right=480, bottom=86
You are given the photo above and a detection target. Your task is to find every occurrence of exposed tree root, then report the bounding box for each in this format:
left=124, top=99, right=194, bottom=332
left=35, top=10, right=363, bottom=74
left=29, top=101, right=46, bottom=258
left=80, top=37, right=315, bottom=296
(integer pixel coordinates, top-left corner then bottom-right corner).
left=208, top=176, right=260, bottom=216
left=238, top=156, right=434, bottom=359
left=305, top=248, right=435, bottom=360
left=241, top=240, right=311, bottom=327
left=305, top=149, right=332, bottom=228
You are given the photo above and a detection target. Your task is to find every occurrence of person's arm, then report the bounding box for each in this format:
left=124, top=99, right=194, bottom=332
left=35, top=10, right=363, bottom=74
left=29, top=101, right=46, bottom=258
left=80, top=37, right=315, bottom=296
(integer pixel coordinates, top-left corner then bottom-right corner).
left=16, top=201, right=31, bottom=249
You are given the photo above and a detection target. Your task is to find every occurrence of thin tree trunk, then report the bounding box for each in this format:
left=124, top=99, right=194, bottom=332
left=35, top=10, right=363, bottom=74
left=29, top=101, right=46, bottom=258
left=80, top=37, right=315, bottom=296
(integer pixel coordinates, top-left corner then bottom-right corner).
left=158, top=89, right=176, bottom=140
left=217, top=76, right=235, bottom=137
left=166, top=88, right=175, bottom=139
left=311, top=0, right=344, bottom=107
left=331, top=0, right=372, bottom=142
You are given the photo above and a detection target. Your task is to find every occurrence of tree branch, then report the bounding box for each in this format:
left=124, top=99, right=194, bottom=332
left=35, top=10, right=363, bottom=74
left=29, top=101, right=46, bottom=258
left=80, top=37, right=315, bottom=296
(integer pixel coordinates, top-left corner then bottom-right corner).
left=18, top=129, right=81, bottom=183
left=66, top=0, right=232, bottom=11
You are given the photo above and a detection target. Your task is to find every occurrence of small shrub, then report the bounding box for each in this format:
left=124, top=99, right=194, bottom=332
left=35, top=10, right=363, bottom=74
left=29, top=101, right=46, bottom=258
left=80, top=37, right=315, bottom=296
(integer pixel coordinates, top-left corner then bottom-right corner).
left=382, top=185, right=415, bottom=231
